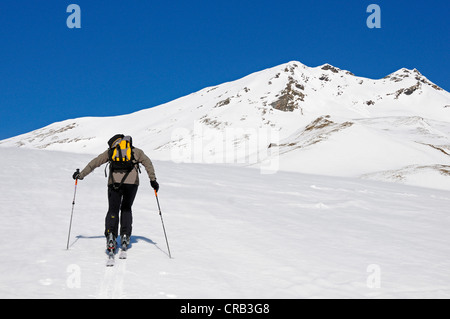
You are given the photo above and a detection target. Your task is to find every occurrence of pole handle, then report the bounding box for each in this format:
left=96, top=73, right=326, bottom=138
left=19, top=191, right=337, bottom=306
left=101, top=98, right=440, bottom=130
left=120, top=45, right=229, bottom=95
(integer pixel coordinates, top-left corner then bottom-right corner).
left=74, top=169, right=80, bottom=185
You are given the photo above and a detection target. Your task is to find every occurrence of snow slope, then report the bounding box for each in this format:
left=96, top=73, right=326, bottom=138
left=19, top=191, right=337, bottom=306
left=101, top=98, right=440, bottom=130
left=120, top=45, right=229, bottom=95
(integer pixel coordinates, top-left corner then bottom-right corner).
left=1, top=61, right=449, bottom=190
left=1, top=147, right=450, bottom=299
left=271, top=115, right=450, bottom=189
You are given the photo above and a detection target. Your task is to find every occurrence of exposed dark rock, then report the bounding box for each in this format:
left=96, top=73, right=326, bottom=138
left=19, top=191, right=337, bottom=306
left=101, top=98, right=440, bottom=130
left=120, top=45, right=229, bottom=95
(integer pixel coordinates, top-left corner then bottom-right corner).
left=215, top=97, right=231, bottom=108
left=321, top=64, right=340, bottom=73
left=270, top=78, right=305, bottom=112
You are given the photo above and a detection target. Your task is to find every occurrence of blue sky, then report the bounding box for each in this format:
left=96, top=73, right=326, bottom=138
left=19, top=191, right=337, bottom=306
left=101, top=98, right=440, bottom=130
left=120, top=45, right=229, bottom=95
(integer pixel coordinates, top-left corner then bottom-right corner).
left=1, top=0, right=449, bottom=139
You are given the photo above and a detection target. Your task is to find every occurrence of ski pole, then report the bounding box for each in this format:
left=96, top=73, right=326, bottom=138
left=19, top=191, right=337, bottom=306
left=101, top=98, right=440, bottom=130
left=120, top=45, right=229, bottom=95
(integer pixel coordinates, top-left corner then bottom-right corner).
left=154, top=190, right=172, bottom=259
left=67, top=169, right=79, bottom=250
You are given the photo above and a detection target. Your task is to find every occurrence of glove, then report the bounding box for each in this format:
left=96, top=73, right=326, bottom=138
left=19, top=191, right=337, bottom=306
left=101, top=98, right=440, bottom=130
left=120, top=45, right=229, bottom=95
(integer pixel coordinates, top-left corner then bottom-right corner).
left=72, top=169, right=82, bottom=180
left=151, top=180, right=159, bottom=192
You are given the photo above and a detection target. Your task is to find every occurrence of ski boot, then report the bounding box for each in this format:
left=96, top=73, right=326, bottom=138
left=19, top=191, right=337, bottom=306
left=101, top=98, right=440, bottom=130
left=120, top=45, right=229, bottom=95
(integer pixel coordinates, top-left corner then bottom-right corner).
left=121, top=234, right=130, bottom=251
left=106, top=233, right=116, bottom=253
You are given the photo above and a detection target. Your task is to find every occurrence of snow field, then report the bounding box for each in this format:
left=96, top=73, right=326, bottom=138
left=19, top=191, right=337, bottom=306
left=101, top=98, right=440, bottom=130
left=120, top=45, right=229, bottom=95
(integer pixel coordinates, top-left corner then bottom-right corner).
left=0, top=147, right=450, bottom=298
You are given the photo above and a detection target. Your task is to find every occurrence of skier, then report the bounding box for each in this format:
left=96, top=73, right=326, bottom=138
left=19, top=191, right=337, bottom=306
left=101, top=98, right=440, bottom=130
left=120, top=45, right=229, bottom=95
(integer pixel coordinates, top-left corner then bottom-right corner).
left=72, top=134, right=159, bottom=254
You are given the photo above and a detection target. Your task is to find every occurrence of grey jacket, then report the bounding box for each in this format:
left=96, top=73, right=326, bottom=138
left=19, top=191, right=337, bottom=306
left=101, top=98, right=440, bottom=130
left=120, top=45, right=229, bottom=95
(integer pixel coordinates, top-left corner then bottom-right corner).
left=79, top=147, right=156, bottom=185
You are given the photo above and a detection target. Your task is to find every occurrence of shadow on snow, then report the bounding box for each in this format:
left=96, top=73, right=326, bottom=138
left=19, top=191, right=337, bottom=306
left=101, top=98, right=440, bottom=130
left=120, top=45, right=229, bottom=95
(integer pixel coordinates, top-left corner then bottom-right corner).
left=69, top=234, right=170, bottom=257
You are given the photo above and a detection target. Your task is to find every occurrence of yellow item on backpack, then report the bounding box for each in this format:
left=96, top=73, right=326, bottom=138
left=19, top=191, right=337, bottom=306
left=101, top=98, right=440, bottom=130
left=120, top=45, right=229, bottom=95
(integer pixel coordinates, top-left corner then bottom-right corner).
left=111, top=139, right=132, bottom=162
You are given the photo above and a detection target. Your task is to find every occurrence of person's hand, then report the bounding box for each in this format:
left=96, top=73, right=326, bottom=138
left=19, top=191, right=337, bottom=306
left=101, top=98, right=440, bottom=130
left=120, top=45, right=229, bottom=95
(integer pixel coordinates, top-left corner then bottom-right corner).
left=151, top=180, right=159, bottom=192
left=72, top=169, right=82, bottom=180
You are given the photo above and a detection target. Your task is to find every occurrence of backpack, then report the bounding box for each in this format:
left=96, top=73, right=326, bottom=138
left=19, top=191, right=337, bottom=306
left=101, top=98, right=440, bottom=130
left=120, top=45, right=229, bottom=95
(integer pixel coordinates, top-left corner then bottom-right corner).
left=108, top=135, right=135, bottom=172
left=106, top=134, right=138, bottom=189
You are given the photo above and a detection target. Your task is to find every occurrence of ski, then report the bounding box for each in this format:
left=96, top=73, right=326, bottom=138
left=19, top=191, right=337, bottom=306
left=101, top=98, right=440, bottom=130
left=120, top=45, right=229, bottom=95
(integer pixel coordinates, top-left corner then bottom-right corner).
left=119, top=249, right=127, bottom=259
left=119, top=242, right=128, bottom=259
left=106, top=251, right=115, bottom=267
left=105, top=236, right=128, bottom=265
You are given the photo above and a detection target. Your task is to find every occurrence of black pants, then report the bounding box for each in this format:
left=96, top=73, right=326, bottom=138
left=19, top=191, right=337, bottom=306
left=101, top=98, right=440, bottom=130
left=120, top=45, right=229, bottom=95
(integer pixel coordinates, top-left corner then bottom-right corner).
left=105, top=184, right=138, bottom=238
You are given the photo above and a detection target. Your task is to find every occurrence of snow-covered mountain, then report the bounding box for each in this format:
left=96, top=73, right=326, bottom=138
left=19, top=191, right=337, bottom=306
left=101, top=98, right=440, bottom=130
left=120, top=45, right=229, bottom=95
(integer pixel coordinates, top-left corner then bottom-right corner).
left=1, top=61, right=449, bottom=189
left=1, top=62, right=450, bottom=299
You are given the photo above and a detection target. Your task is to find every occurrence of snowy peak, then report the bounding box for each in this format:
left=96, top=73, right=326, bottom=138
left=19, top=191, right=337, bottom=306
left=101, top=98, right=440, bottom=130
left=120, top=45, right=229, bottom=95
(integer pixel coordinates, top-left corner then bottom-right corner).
left=168, top=60, right=448, bottom=121
left=384, top=67, right=444, bottom=93
left=318, top=63, right=355, bottom=76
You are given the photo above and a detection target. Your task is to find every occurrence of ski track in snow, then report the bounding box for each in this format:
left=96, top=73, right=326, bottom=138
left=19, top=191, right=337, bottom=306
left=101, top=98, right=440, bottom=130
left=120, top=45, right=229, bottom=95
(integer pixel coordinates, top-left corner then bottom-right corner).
left=98, top=258, right=127, bottom=298
left=1, top=147, right=450, bottom=299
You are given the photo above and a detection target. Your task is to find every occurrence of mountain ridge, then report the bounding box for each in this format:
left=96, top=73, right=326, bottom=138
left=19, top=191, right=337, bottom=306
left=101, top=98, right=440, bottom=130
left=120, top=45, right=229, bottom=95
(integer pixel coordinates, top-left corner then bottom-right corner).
left=1, top=60, right=449, bottom=189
